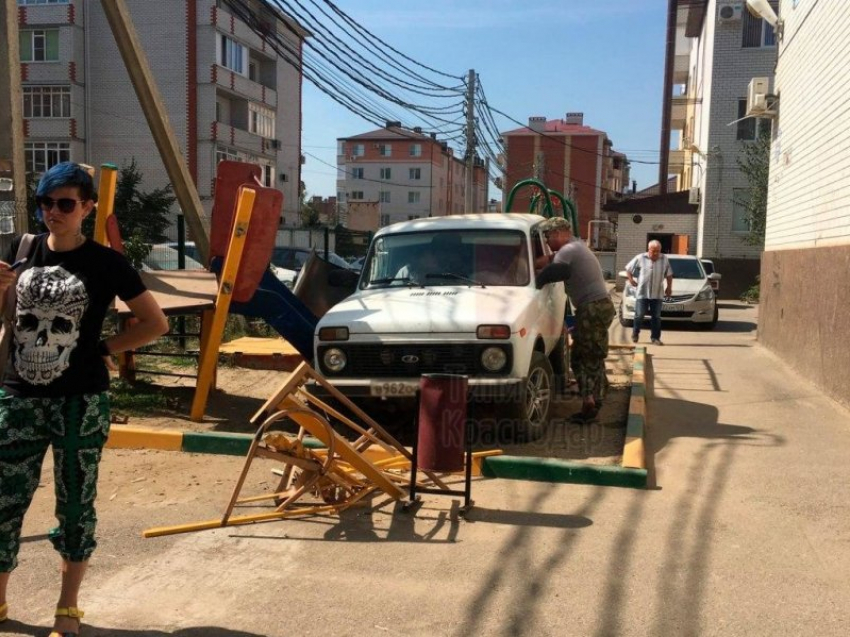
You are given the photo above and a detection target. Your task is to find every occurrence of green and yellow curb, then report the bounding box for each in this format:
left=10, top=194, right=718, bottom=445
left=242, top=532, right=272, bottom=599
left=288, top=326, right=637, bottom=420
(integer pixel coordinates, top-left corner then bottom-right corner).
left=105, top=347, right=651, bottom=489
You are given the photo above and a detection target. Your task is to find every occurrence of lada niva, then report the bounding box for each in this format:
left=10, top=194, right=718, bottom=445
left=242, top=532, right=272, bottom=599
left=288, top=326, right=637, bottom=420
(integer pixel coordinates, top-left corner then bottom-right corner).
left=313, top=214, right=569, bottom=438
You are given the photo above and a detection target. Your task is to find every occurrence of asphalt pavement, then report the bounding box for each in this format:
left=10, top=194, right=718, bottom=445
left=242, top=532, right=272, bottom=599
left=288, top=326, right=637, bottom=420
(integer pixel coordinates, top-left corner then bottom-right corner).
left=3, top=300, right=850, bottom=636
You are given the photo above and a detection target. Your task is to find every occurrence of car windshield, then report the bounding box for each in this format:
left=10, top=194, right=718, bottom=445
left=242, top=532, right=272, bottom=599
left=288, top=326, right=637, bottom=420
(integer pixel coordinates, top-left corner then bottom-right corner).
left=361, top=229, right=530, bottom=288
left=630, top=257, right=706, bottom=280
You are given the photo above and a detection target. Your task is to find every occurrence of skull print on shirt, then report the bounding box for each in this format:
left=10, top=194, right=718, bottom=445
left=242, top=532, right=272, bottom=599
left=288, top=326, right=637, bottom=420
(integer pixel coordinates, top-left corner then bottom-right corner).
left=14, top=265, right=89, bottom=385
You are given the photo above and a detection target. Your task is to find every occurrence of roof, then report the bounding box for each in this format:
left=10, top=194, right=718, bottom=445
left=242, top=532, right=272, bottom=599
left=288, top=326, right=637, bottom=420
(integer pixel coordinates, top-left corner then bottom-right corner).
left=374, top=213, right=546, bottom=238
left=602, top=189, right=697, bottom=215
left=339, top=127, right=434, bottom=142
left=501, top=119, right=606, bottom=137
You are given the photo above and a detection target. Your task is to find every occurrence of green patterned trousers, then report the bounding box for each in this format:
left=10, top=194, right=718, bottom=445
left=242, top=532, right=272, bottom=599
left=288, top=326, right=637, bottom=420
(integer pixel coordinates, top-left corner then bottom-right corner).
left=572, top=296, right=616, bottom=401
left=0, top=390, right=110, bottom=571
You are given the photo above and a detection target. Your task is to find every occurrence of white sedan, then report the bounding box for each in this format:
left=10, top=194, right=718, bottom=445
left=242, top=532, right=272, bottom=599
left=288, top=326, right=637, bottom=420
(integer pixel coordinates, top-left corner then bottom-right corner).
left=619, top=254, right=720, bottom=329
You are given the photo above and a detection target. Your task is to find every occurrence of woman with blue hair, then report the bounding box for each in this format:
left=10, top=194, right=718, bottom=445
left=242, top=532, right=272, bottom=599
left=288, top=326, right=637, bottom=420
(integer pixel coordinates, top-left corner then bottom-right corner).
left=0, top=162, right=168, bottom=635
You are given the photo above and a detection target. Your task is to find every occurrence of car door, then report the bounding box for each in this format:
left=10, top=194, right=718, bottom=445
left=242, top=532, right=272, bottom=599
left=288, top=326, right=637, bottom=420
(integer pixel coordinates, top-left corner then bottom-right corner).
left=532, top=228, right=567, bottom=347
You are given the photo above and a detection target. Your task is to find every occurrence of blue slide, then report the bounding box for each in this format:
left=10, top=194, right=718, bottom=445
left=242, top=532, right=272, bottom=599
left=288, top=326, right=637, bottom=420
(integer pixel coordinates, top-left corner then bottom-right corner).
left=209, top=257, right=317, bottom=359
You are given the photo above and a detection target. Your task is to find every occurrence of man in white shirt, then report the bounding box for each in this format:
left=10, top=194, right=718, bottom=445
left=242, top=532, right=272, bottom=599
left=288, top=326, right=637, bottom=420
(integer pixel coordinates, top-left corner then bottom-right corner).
left=625, top=240, right=673, bottom=345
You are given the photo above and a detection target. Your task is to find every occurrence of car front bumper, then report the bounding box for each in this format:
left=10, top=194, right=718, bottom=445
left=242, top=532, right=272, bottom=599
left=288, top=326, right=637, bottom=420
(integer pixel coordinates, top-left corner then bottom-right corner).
left=621, top=297, right=716, bottom=323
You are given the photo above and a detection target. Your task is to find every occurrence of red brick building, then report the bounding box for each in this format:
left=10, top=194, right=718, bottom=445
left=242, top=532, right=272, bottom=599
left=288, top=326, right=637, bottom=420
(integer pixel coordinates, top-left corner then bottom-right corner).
left=501, top=113, right=628, bottom=240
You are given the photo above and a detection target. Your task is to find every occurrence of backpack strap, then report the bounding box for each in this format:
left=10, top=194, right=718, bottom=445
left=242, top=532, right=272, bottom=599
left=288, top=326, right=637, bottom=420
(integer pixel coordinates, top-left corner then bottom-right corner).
left=2, top=233, right=36, bottom=323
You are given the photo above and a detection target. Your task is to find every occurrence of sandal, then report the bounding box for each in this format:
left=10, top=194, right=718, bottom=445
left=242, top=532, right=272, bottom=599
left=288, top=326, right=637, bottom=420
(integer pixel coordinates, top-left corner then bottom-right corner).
left=0, top=601, right=7, bottom=622
left=49, top=607, right=84, bottom=637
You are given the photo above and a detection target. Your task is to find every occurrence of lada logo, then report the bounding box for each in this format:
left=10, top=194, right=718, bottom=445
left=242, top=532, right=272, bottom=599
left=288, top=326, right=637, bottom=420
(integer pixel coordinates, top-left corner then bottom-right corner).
left=401, top=355, right=420, bottom=364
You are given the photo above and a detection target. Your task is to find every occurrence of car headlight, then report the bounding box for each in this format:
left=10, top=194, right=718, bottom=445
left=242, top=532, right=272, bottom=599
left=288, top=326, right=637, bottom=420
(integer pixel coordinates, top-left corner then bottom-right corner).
left=481, top=346, right=508, bottom=372
left=322, top=347, right=347, bottom=372
left=625, top=286, right=636, bottom=298
left=696, top=284, right=714, bottom=301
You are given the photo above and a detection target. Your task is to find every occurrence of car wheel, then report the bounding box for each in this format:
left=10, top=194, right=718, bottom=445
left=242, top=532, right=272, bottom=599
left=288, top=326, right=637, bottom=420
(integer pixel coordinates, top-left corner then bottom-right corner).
left=700, top=303, right=719, bottom=330
left=512, top=351, right=553, bottom=441
left=548, top=333, right=570, bottom=395
left=618, top=302, right=633, bottom=328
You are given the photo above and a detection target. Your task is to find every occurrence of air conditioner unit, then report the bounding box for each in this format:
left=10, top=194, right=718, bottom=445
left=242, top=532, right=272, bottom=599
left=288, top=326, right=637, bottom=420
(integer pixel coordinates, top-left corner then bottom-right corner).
left=746, top=76, right=774, bottom=116
left=718, top=0, right=744, bottom=22
left=269, top=139, right=281, bottom=150
left=688, top=187, right=701, bottom=205
left=348, top=155, right=357, bottom=162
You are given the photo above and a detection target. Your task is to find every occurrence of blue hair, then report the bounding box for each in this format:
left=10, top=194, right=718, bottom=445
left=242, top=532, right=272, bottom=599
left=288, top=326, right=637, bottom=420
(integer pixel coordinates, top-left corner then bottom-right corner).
left=35, top=162, right=96, bottom=201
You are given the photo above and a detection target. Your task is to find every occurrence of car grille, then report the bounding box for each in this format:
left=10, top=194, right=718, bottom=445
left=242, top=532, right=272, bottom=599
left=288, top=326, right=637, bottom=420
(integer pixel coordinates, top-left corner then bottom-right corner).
left=665, top=294, right=694, bottom=303
left=318, top=343, right=511, bottom=378
left=660, top=310, right=694, bottom=318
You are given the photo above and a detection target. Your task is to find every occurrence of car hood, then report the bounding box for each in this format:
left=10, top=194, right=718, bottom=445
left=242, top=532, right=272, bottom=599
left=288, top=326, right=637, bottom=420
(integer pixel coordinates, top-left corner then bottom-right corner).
left=671, top=278, right=710, bottom=296
left=318, top=286, right=538, bottom=334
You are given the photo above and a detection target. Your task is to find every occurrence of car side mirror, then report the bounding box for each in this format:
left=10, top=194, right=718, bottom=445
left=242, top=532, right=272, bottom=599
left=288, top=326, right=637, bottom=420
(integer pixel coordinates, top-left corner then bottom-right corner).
left=328, top=268, right=360, bottom=288
left=708, top=273, right=721, bottom=281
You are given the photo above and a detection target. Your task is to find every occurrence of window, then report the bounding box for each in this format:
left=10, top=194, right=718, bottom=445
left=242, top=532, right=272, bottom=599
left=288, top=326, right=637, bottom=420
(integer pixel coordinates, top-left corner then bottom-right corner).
left=351, top=167, right=364, bottom=179
left=736, top=100, right=772, bottom=141
left=219, top=35, right=245, bottom=75
left=349, top=191, right=364, bottom=200
left=379, top=144, right=392, bottom=157
left=742, top=3, right=777, bottom=47
left=22, top=86, right=70, bottom=118
left=409, top=168, right=421, bottom=180
left=249, top=103, right=275, bottom=138
left=380, top=214, right=390, bottom=226
left=409, top=144, right=422, bottom=157
left=19, top=29, right=59, bottom=62
left=380, top=167, right=391, bottom=180
left=24, top=141, right=70, bottom=173
left=248, top=60, right=258, bottom=82
left=216, top=145, right=239, bottom=163
left=379, top=191, right=391, bottom=203
left=261, top=164, right=273, bottom=187
left=351, top=144, right=364, bottom=157
left=732, top=189, right=751, bottom=233
left=408, top=191, right=420, bottom=204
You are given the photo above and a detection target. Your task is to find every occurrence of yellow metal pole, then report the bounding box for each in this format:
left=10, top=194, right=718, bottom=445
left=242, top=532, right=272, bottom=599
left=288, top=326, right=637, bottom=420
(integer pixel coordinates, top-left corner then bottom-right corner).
left=94, top=163, right=118, bottom=246
left=190, top=187, right=256, bottom=422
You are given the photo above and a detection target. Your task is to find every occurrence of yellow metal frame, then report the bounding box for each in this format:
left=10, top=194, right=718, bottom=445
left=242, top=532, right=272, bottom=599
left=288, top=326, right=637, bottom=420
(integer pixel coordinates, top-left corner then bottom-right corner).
left=94, top=164, right=118, bottom=247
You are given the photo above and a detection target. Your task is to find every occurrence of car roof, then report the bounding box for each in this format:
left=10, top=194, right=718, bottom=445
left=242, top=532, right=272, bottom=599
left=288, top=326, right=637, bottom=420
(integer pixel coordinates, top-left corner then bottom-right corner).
left=374, top=213, right=547, bottom=238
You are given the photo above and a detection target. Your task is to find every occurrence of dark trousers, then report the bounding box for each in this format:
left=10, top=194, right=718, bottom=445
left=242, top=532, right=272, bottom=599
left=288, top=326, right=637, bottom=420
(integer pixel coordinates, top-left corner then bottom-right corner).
left=634, top=298, right=663, bottom=341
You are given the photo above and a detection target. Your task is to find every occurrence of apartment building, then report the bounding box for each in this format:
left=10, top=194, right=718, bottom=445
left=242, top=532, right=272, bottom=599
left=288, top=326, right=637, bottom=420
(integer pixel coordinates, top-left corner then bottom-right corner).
left=336, top=124, right=487, bottom=229
left=13, top=0, right=305, bottom=226
left=759, top=0, right=850, bottom=408
left=661, top=0, right=777, bottom=295
left=500, top=113, right=628, bottom=241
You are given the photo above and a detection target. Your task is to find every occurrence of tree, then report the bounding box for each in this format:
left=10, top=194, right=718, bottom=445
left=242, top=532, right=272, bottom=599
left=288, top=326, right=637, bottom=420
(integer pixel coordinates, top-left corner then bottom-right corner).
left=299, top=188, right=322, bottom=227
left=735, top=133, right=771, bottom=247
left=82, top=159, right=175, bottom=268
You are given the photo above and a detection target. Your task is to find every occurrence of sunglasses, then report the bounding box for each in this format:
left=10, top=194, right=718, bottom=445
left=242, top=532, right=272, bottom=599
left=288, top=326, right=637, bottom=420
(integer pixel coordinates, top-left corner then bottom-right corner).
left=35, top=196, right=86, bottom=214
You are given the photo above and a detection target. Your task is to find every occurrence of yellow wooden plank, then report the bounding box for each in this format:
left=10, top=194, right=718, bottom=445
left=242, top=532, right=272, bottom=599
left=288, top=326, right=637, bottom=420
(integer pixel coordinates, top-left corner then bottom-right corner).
left=105, top=427, right=183, bottom=451
left=94, top=164, right=117, bottom=247
left=190, top=187, right=256, bottom=422
left=622, top=437, right=645, bottom=469
left=219, top=336, right=299, bottom=356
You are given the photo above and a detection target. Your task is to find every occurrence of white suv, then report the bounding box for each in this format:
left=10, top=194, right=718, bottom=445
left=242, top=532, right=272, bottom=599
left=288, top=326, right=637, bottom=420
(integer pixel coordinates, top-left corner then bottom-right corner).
left=312, top=214, right=568, bottom=438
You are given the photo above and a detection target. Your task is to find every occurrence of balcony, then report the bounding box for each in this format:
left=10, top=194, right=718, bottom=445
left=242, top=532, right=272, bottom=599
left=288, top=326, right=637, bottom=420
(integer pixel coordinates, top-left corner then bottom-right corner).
left=208, top=122, right=275, bottom=159
left=674, top=52, right=690, bottom=84
left=671, top=95, right=688, bottom=130
left=668, top=149, right=686, bottom=175
left=211, top=65, right=277, bottom=108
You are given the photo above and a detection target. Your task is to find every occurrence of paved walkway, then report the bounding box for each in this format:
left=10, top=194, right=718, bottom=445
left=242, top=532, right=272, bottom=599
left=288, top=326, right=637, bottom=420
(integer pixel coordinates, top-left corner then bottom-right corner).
left=3, top=301, right=850, bottom=636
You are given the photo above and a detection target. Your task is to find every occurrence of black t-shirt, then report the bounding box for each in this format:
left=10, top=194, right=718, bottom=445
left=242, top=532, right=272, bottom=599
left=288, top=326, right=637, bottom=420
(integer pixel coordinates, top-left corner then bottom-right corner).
left=2, top=233, right=146, bottom=397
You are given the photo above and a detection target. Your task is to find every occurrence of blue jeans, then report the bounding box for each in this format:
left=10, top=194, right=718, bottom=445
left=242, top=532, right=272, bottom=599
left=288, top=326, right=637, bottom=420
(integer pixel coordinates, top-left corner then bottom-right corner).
left=633, top=298, right=663, bottom=341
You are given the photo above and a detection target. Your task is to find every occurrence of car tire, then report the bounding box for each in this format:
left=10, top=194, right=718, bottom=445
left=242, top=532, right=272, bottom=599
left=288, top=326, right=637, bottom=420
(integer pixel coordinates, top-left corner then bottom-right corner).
left=548, top=333, right=570, bottom=395
left=618, top=302, right=633, bottom=328
left=512, top=351, right=553, bottom=441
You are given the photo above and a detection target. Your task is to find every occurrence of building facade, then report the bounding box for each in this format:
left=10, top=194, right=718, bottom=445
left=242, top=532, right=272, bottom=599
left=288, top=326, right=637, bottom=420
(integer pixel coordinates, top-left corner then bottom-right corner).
left=336, top=124, right=487, bottom=230
left=500, top=113, right=628, bottom=242
left=759, top=0, right=850, bottom=409
left=664, top=0, right=777, bottom=296
left=13, top=0, right=305, bottom=227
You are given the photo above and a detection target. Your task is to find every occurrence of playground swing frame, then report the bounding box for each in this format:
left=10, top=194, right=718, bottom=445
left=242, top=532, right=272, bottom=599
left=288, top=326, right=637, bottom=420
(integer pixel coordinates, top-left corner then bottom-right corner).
left=504, top=178, right=580, bottom=239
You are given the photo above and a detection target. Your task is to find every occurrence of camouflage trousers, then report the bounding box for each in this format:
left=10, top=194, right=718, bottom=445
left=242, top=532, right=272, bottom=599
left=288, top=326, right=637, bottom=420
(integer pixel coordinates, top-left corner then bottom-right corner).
left=0, top=390, right=110, bottom=571
left=572, top=297, right=616, bottom=401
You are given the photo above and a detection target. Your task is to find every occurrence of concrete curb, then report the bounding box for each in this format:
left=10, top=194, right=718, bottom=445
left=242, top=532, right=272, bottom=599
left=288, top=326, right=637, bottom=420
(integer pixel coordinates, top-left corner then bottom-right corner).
left=105, top=346, right=650, bottom=490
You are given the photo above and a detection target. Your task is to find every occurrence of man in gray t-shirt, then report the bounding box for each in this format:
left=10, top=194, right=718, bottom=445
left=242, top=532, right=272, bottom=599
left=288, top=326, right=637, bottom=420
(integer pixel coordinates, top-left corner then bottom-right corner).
left=625, top=240, right=673, bottom=345
left=535, top=217, right=615, bottom=422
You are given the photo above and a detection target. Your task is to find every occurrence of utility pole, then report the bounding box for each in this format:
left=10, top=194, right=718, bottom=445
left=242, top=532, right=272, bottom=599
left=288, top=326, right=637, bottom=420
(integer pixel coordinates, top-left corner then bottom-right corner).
left=100, top=0, right=210, bottom=264
left=464, top=69, right=475, bottom=213
left=0, top=0, right=28, bottom=235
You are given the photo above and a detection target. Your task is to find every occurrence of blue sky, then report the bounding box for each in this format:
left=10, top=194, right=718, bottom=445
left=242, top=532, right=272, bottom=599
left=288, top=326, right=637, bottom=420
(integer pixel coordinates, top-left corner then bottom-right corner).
left=299, top=0, right=667, bottom=200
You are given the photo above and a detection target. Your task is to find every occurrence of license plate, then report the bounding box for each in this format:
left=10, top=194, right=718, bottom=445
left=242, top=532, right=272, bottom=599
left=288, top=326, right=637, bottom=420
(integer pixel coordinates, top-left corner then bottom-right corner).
left=370, top=381, right=418, bottom=397
left=663, top=303, right=684, bottom=312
